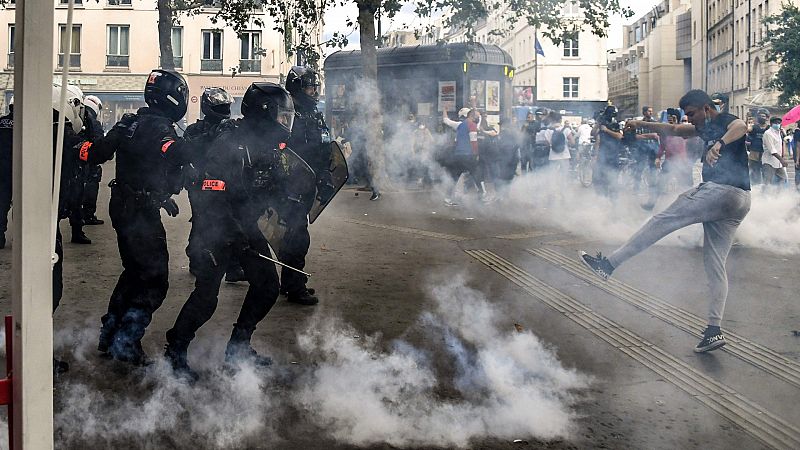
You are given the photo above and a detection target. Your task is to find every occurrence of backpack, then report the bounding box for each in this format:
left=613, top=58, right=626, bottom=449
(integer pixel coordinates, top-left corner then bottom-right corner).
left=551, top=127, right=566, bottom=153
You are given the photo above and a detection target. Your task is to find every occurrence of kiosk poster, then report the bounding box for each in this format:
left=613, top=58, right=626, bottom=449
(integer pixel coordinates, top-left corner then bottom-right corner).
left=486, top=80, right=500, bottom=111
left=331, top=85, right=346, bottom=111
left=470, top=80, right=486, bottom=108
left=438, top=81, right=456, bottom=112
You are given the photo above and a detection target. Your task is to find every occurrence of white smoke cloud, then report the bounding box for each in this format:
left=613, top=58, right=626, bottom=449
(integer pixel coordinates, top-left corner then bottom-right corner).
left=47, top=272, right=585, bottom=448
left=293, top=272, right=587, bottom=447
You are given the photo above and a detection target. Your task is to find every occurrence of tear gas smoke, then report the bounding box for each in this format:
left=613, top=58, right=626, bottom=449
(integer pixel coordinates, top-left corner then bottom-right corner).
left=294, top=272, right=587, bottom=447
left=42, top=273, right=584, bottom=448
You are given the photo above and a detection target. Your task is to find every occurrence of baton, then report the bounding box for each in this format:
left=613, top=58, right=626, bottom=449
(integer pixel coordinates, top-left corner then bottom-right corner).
left=252, top=251, right=311, bottom=277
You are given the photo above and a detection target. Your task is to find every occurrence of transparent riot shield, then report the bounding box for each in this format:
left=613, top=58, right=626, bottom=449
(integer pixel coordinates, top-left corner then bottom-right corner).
left=308, top=141, right=349, bottom=224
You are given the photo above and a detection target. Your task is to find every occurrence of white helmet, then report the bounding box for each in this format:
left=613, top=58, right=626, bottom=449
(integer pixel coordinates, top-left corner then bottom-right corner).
left=83, top=94, right=102, bottom=117
left=52, top=83, right=84, bottom=133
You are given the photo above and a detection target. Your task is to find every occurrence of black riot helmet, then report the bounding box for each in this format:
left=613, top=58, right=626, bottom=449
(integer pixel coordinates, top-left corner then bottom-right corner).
left=144, top=69, right=189, bottom=122
left=241, top=82, right=295, bottom=137
left=602, top=105, right=618, bottom=121
left=201, top=87, right=233, bottom=123
left=285, top=66, right=321, bottom=100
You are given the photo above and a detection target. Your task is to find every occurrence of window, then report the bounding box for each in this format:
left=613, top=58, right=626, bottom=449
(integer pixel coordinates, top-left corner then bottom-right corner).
left=7, top=25, right=13, bottom=68
left=59, top=0, right=82, bottom=4
left=108, top=0, right=132, bottom=5
left=562, top=1, right=579, bottom=16
left=202, top=30, right=223, bottom=71
left=239, top=31, right=261, bottom=72
left=563, top=77, right=579, bottom=98
left=107, top=25, right=129, bottom=67
left=563, top=33, right=578, bottom=57
left=170, top=27, right=183, bottom=68
left=58, top=24, right=81, bottom=68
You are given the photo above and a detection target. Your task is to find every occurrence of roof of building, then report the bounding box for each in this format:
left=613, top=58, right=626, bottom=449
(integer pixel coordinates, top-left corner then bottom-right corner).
left=324, top=42, right=513, bottom=71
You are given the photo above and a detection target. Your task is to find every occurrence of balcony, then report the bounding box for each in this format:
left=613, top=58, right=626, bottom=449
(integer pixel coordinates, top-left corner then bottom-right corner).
left=57, top=54, right=81, bottom=69
left=201, top=58, right=222, bottom=72
left=238, top=59, right=261, bottom=73
left=6, top=53, right=12, bottom=69
left=106, top=55, right=129, bottom=67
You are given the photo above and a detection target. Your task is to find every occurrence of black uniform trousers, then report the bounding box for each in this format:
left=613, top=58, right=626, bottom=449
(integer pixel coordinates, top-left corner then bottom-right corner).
left=102, top=188, right=170, bottom=346
left=53, top=225, right=63, bottom=311
left=0, top=177, right=10, bottom=235
left=278, top=219, right=311, bottom=295
left=166, top=232, right=279, bottom=347
left=82, top=165, right=102, bottom=219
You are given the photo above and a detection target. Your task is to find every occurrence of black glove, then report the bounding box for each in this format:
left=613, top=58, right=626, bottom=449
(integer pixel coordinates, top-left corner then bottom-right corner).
left=316, top=171, right=335, bottom=201
left=161, top=198, right=179, bottom=217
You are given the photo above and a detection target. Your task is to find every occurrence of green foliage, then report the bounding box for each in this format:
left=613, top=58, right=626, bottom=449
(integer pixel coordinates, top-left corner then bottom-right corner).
left=764, top=2, right=800, bottom=105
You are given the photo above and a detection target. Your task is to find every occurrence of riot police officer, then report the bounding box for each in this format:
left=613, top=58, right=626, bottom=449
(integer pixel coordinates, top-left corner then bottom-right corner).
left=183, top=87, right=246, bottom=283
left=81, top=95, right=105, bottom=226
left=0, top=99, right=12, bottom=249
left=164, top=82, right=304, bottom=381
left=281, top=66, right=330, bottom=305
left=80, top=69, right=191, bottom=365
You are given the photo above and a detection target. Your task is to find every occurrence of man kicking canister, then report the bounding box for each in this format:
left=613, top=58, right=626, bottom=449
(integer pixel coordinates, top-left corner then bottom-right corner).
left=580, top=89, right=751, bottom=353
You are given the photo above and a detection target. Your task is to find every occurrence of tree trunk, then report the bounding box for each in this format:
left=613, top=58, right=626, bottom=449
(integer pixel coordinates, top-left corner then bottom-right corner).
left=356, top=0, right=386, bottom=190
left=157, top=0, right=175, bottom=71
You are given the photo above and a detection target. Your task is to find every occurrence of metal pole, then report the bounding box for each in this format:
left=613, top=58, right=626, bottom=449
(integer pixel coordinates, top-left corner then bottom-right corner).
left=534, top=28, right=538, bottom=104
left=53, top=0, right=75, bottom=260
left=12, top=0, right=56, bottom=448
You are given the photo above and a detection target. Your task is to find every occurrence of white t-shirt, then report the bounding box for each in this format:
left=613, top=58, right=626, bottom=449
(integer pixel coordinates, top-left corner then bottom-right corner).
left=762, top=127, right=784, bottom=169
left=576, top=124, right=593, bottom=145
left=549, top=127, right=572, bottom=160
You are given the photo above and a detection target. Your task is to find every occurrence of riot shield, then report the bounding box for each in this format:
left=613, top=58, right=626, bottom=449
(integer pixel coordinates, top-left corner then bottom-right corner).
left=258, top=146, right=316, bottom=256
left=309, top=141, right=349, bottom=224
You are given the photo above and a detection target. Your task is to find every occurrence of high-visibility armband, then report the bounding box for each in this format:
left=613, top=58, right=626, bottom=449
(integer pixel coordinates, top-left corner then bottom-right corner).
left=79, top=142, right=92, bottom=161
left=202, top=179, right=226, bottom=191
left=161, top=140, right=175, bottom=154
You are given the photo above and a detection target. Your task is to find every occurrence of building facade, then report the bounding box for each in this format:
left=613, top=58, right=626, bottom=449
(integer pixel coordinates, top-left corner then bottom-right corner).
left=0, top=1, right=320, bottom=126
left=608, top=0, right=691, bottom=118
left=442, top=4, right=609, bottom=118
left=691, top=0, right=790, bottom=118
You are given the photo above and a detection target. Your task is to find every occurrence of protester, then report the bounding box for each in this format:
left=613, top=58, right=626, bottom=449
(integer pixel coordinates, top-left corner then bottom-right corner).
left=762, top=116, right=788, bottom=187
left=746, top=110, right=769, bottom=185
left=581, top=89, right=751, bottom=354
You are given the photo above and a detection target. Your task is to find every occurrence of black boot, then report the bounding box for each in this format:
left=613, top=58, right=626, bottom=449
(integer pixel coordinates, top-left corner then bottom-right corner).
left=224, top=325, right=272, bottom=368
left=287, top=287, right=319, bottom=306
left=224, top=266, right=246, bottom=283
left=98, top=315, right=118, bottom=355
left=54, top=358, right=69, bottom=375
left=0, top=233, right=5, bottom=249
left=84, top=215, right=104, bottom=225
left=71, top=228, right=92, bottom=244
left=109, top=309, right=151, bottom=366
left=164, top=341, right=199, bottom=382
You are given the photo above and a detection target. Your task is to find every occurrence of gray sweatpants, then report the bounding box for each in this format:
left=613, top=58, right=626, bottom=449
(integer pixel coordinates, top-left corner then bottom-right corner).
left=608, top=182, right=751, bottom=327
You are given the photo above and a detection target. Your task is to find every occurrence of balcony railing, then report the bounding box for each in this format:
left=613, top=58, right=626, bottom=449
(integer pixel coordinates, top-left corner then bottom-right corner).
left=106, top=55, right=129, bottom=67
left=238, top=59, right=261, bottom=73
left=57, top=54, right=81, bottom=68
left=201, top=58, right=222, bottom=72
left=7, top=53, right=12, bottom=68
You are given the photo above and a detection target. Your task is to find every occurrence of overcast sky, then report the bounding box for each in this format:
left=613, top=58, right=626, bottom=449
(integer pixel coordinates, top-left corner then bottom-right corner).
left=321, top=0, right=661, bottom=55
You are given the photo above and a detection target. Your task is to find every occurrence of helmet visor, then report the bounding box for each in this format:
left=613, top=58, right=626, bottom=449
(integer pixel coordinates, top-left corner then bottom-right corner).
left=276, top=106, right=295, bottom=132
left=205, top=88, right=233, bottom=105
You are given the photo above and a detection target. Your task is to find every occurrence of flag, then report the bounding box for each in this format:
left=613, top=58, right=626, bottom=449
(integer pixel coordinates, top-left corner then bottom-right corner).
left=534, top=35, right=545, bottom=57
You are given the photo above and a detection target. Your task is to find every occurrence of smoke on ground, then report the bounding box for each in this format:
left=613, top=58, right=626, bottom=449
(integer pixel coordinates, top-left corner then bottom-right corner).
left=43, top=272, right=584, bottom=449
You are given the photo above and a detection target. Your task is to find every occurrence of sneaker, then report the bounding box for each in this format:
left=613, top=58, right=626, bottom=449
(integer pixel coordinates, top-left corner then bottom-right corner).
left=444, top=198, right=459, bottom=207
left=369, top=191, right=381, bottom=201
left=694, top=327, right=726, bottom=353
left=579, top=251, right=615, bottom=280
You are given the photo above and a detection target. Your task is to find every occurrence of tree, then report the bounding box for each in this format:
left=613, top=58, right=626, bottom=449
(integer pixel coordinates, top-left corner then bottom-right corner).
left=764, top=2, right=800, bottom=105
left=326, top=0, right=632, bottom=189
